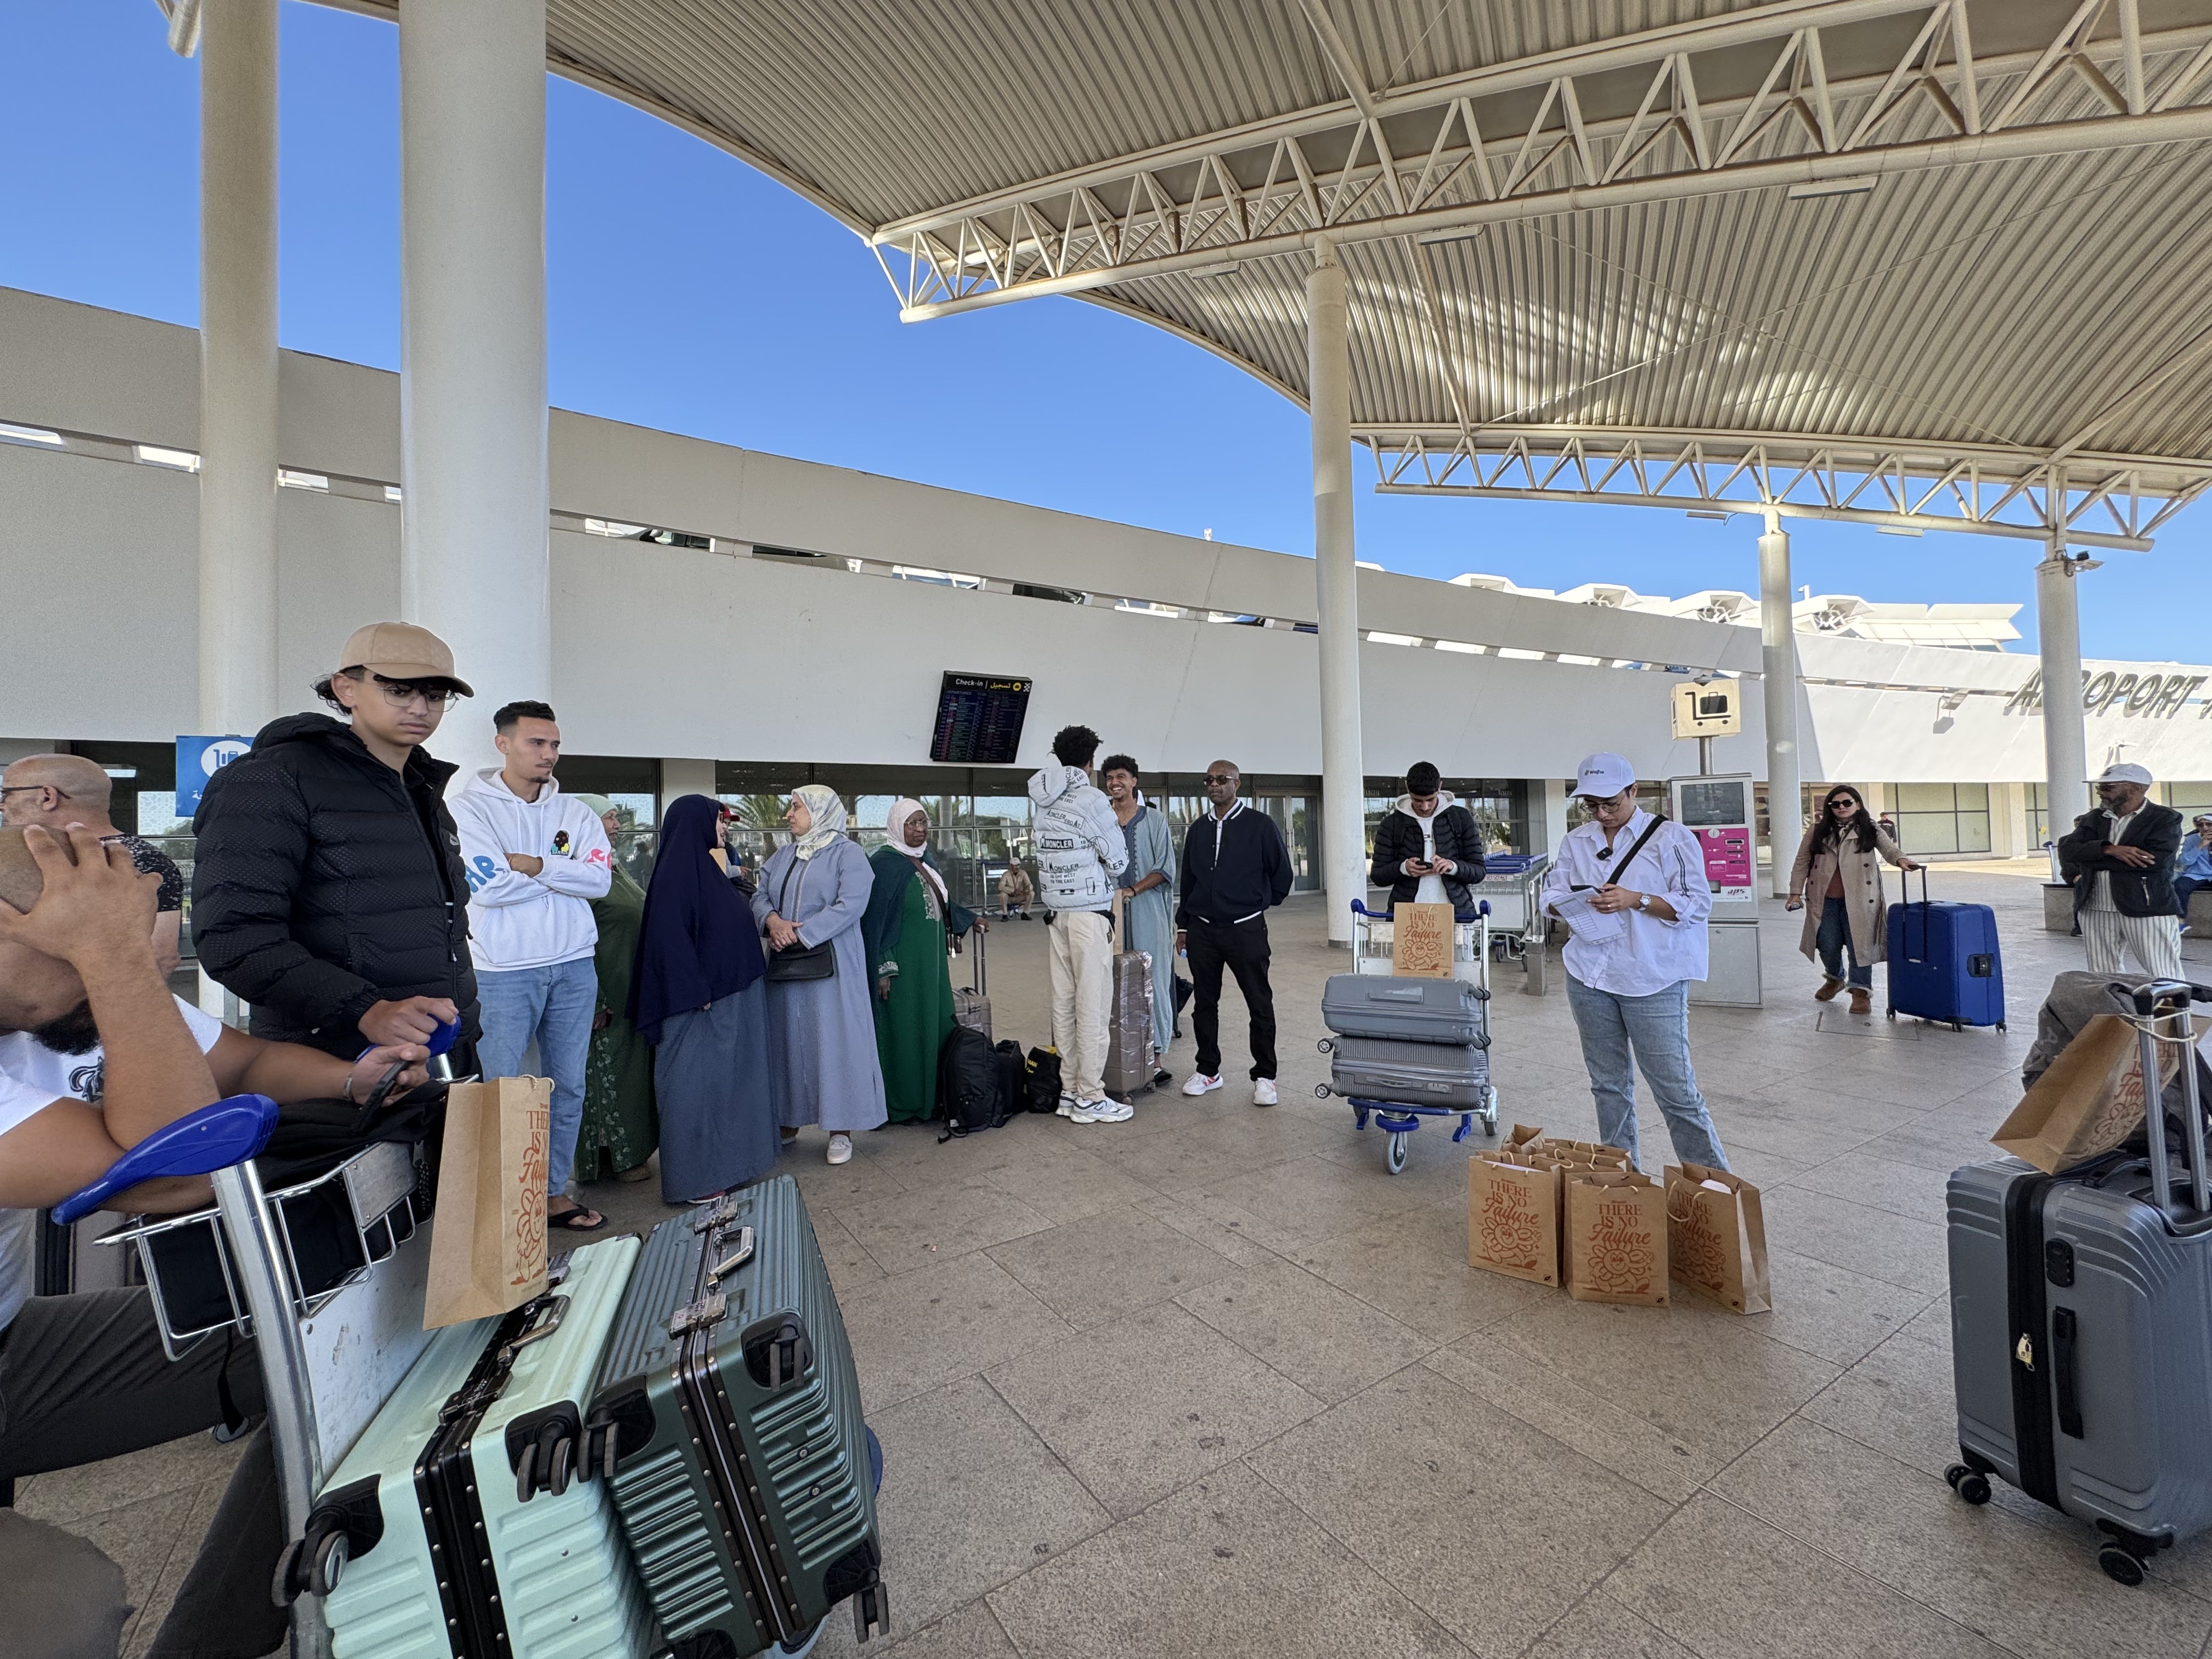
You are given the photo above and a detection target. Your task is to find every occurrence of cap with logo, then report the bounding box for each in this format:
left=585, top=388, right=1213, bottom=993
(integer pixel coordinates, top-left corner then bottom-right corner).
left=1573, top=752, right=1638, bottom=800
left=335, top=622, right=473, bottom=698
left=2092, top=761, right=2153, bottom=788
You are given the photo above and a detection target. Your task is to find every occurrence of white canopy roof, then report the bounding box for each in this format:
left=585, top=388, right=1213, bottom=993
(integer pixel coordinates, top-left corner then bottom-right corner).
left=318, top=0, right=2212, bottom=548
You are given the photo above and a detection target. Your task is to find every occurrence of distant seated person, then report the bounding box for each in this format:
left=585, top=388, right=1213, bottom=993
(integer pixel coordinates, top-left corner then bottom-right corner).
left=2, top=754, right=184, bottom=975
left=0, top=826, right=428, bottom=1659
left=2177, top=814, right=2212, bottom=932
left=1368, top=761, right=1487, bottom=911
left=998, top=861, right=1034, bottom=919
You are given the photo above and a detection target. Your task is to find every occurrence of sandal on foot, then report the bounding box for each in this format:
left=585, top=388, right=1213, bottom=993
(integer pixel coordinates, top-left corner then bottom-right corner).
left=549, top=1201, right=607, bottom=1232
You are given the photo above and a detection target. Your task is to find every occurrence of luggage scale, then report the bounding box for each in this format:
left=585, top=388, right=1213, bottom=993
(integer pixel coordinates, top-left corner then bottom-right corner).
left=1317, top=901, right=1502, bottom=1173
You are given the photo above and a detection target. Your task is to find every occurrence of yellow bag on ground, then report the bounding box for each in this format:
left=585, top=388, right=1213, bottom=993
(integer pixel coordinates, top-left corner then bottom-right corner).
left=424, top=1076, right=551, bottom=1330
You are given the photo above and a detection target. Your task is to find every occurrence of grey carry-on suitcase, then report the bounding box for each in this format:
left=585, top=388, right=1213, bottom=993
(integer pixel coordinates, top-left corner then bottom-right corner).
left=1103, top=946, right=1158, bottom=1098
left=592, top=1178, right=885, bottom=1655
left=1325, top=1034, right=1490, bottom=1108
left=1321, top=973, right=1489, bottom=1046
left=953, top=927, right=991, bottom=1041
left=1944, top=978, right=2212, bottom=1585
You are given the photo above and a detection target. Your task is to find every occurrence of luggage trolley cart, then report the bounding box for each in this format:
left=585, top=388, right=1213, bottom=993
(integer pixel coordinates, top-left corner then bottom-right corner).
left=1318, top=901, right=1502, bottom=1173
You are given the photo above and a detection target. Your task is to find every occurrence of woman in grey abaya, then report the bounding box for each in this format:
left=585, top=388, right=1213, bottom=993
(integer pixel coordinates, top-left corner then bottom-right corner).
left=632, top=794, right=778, bottom=1203
left=753, top=785, right=888, bottom=1166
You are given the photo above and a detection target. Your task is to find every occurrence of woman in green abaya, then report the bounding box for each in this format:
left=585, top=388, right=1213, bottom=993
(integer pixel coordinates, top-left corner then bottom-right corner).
left=861, top=797, right=980, bottom=1122
left=572, top=794, right=657, bottom=1180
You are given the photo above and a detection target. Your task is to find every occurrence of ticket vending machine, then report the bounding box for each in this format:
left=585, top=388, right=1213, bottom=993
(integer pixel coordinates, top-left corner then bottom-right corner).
left=1669, top=771, right=1763, bottom=1007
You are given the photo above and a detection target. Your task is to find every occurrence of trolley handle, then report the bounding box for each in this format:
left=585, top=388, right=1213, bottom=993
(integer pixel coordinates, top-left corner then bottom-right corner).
left=1350, top=899, right=1491, bottom=923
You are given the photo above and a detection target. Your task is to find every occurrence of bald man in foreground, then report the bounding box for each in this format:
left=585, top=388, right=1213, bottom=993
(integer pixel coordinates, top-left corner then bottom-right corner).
left=0, top=826, right=428, bottom=1658
left=2, top=753, right=183, bottom=974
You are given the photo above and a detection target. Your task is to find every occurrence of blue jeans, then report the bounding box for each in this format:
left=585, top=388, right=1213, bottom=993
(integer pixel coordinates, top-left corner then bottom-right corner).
left=475, top=958, right=597, bottom=1198
left=1815, top=895, right=1873, bottom=989
left=1564, top=974, right=1730, bottom=1172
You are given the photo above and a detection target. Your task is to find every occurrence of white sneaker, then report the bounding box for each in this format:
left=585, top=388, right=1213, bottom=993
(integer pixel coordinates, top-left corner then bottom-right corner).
left=1069, top=1098, right=1133, bottom=1124
left=1182, top=1073, right=1222, bottom=1097
left=1056, top=1092, right=1076, bottom=1118
left=827, top=1133, right=853, bottom=1165
left=1252, top=1078, right=1278, bottom=1107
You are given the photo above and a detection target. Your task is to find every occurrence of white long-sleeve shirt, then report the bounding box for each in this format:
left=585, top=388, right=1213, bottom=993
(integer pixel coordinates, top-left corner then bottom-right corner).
left=453, top=769, right=613, bottom=971
left=1538, top=808, right=1713, bottom=996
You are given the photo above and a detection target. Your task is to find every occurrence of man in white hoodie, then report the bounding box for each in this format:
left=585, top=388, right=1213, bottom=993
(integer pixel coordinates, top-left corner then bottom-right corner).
left=1028, top=725, right=1130, bottom=1122
left=453, top=701, right=613, bottom=1230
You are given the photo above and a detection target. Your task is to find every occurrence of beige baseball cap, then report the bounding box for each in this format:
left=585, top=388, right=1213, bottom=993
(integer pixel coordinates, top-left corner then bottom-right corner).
left=335, top=622, right=473, bottom=697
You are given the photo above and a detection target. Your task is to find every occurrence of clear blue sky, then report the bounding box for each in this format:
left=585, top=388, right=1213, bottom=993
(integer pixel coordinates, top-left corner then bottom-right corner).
left=4, top=0, right=2199, bottom=661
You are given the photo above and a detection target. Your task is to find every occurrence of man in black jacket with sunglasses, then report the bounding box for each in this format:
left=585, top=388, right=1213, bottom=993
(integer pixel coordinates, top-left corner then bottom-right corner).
left=193, top=622, right=480, bottom=1063
left=1175, top=760, right=1294, bottom=1108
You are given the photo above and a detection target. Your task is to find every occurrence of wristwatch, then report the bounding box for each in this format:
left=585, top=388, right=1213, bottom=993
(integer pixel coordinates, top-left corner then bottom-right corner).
left=1634, top=892, right=1651, bottom=912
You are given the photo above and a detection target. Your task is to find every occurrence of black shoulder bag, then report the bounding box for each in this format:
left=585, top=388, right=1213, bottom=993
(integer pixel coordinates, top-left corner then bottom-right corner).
left=765, top=856, right=838, bottom=983
left=1570, top=815, right=1668, bottom=892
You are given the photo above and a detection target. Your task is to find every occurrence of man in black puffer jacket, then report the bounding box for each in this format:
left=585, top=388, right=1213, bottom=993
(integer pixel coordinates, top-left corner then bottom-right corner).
left=193, top=622, right=481, bottom=1060
left=1369, top=761, right=1488, bottom=913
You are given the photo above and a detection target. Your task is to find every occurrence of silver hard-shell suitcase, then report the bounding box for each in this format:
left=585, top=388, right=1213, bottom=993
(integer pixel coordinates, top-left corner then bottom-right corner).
left=1324, top=1034, right=1489, bottom=1108
left=1321, top=973, right=1489, bottom=1046
left=1945, top=978, right=2212, bottom=1586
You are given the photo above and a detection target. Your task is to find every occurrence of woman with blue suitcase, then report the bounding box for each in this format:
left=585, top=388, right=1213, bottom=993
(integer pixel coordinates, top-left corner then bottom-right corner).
left=1785, top=785, right=1920, bottom=1016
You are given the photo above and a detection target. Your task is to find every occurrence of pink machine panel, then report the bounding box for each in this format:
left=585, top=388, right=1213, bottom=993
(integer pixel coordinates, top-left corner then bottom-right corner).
left=1699, top=826, right=1753, bottom=890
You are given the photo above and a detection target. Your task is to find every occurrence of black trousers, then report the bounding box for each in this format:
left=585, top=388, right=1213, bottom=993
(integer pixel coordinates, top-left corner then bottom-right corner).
left=1186, top=917, right=1277, bottom=1080
left=0, top=1287, right=284, bottom=1659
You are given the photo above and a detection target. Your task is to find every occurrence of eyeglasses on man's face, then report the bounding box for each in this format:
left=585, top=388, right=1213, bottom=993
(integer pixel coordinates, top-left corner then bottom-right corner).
left=1204, top=774, right=1237, bottom=786
left=370, top=677, right=455, bottom=709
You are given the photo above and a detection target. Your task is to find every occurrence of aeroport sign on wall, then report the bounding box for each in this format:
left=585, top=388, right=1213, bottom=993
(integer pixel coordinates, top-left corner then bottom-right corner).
left=2004, top=670, right=2209, bottom=719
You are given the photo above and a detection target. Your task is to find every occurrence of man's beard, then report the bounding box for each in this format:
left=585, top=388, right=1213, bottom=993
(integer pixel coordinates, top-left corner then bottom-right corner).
left=31, top=1001, right=101, bottom=1054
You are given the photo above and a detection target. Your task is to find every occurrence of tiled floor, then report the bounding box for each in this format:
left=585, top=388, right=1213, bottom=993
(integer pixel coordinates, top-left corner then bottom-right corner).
left=36, top=871, right=2212, bottom=1657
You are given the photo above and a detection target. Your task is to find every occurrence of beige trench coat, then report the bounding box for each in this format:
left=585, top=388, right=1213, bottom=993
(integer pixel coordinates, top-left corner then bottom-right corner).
left=1787, top=823, right=1911, bottom=964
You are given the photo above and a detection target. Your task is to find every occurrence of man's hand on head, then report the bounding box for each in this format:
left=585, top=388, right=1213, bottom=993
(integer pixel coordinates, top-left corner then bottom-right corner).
left=0, top=826, right=158, bottom=967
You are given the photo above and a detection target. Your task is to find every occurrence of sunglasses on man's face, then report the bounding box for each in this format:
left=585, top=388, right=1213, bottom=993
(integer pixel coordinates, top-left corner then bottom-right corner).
left=1205, top=774, right=1237, bottom=786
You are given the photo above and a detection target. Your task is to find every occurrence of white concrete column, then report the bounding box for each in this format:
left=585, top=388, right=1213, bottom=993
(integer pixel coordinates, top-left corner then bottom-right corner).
left=1532, top=778, right=1571, bottom=857
left=2037, top=543, right=2090, bottom=837
left=1758, top=514, right=1802, bottom=895
left=197, top=0, right=280, bottom=738
left=398, top=0, right=549, bottom=783
left=659, top=759, right=717, bottom=817
left=1308, top=241, right=1365, bottom=945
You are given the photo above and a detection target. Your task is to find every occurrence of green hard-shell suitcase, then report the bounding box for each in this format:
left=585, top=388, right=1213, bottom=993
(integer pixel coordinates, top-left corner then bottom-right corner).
left=305, top=1233, right=652, bottom=1659
left=590, top=1178, right=886, bottom=1657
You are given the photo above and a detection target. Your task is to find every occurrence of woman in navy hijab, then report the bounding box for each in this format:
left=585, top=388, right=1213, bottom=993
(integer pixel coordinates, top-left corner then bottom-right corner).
left=633, top=794, right=778, bottom=1201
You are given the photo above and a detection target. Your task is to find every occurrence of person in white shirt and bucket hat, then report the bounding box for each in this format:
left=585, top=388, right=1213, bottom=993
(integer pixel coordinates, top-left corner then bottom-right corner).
left=2058, top=760, right=2186, bottom=979
left=1538, top=752, right=1730, bottom=1172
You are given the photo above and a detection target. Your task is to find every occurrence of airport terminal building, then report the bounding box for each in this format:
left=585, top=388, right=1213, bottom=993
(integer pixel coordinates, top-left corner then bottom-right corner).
left=8, top=285, right=2212, bottom=911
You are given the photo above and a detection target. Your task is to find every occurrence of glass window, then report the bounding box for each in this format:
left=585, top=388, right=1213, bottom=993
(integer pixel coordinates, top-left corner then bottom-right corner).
left=1887, top=783, right=1989, bottom=856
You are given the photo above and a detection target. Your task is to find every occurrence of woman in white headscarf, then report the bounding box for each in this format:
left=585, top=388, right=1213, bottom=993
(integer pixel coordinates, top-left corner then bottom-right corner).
left=751, top=785, right=885, bottom=1165
left=860, top=798, right=980, bottom=1123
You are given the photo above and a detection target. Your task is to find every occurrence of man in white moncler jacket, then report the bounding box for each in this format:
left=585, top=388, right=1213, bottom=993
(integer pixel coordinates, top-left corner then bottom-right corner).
left=451, top=701, right=613, bottom=1230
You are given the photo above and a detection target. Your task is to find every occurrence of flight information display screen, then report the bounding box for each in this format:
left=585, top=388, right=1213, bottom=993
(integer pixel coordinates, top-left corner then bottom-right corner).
left=1676, top=779, right=1750, bottom=828
left=929, top=672, right=1034, bottom=765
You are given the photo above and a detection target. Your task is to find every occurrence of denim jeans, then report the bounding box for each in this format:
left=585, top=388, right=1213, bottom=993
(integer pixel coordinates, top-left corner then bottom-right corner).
left=1815, top=895, right=1873, bottom=989
left=1564, top=974, right=1730, bottom=1172
left=475, top=957, right=597, bottom=1197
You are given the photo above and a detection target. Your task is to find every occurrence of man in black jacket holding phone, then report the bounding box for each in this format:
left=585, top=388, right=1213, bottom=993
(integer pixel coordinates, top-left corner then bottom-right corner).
left=193, top=622, right=481, bottom=1060
left=1175, top=760, right=1294, bottom=1107
left=2058, top=760, right=2185, bottom=978
left=1369, top=761, right=1487, bottom=912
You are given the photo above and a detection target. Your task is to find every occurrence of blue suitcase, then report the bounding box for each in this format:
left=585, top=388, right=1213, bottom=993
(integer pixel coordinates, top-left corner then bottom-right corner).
left=1887, top=867, right=2005, bottom=1031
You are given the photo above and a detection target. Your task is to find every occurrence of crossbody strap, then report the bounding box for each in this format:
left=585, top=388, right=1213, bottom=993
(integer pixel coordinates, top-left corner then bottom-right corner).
left=1611, top=815, right=1668, bottom=882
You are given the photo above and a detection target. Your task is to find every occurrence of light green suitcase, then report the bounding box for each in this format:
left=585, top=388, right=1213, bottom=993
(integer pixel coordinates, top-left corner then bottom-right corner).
left=306, top=1234, right=652, bottom=1659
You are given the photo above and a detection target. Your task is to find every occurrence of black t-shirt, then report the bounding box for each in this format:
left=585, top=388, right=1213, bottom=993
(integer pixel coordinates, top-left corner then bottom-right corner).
left=120, top=834, right=184, bottom=912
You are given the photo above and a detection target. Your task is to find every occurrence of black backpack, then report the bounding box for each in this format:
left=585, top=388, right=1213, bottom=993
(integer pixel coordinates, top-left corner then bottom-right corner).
left=937, top=1025, right=1009, bottom=1141
left=1023, top=1047, right=1064, bottom=1113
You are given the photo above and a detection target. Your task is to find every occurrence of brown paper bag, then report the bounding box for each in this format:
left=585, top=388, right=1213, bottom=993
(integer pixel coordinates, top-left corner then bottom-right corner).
left=1504, top=1122, right=1548, bottom=1160
left=1564, top=1169, right=1668, bottom=1306
left=1392, top=901, right=1456, bottom=978
left=1664, top=1164, right=1771, bottom=1314
left=424, top=1076, right=552, bottom=1330
left=1469, top=1154, right=1562, bottom=1286
left=1990, top=1012, right=2181, bottom=1175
